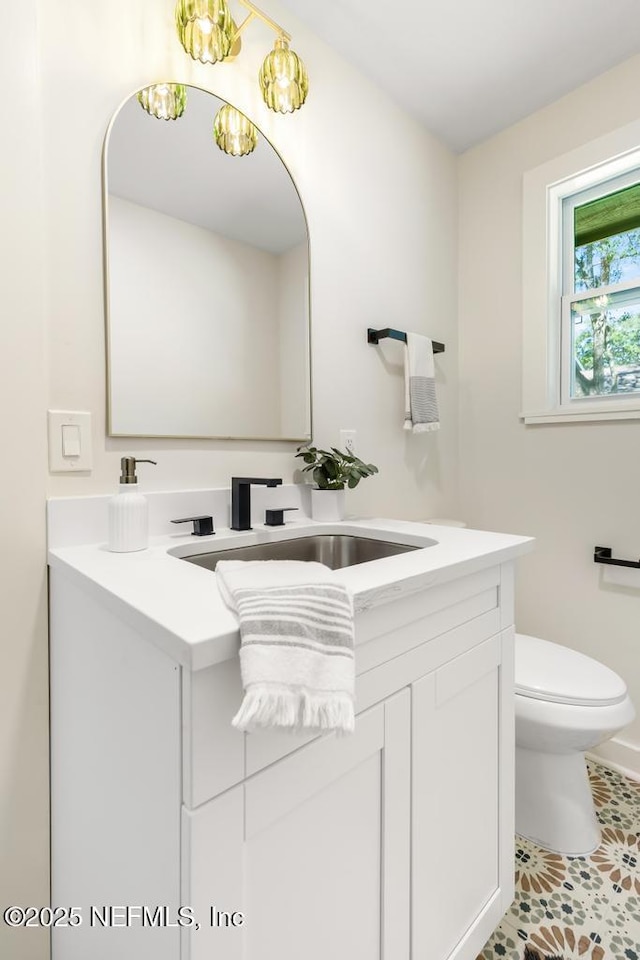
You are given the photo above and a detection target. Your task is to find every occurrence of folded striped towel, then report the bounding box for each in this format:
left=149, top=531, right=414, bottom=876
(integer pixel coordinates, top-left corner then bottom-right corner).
left=215, top=560, right=355, bottom=734
left=403, top=332, right=440, bottom=433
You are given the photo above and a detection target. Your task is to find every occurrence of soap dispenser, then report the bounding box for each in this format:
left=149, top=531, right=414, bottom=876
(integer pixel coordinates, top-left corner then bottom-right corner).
left=108, top=457, right=157, bottom=553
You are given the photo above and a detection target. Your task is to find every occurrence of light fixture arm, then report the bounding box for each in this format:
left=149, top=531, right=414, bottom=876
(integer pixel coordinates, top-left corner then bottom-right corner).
left=233, top=0, right=291, bottom=43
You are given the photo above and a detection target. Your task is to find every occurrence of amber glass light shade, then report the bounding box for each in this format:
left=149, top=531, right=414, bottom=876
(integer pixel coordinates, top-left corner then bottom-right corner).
left=175, top=0, right=237, bottom=64
left=213, top=104, right=258, bottom=157
left=137, top=83, right=188, bottom=120
left=259, top=37, right=308, bottom=113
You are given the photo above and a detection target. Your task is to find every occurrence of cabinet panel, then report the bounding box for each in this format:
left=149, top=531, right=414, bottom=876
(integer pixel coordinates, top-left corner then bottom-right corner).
left=245, top=704, right=383, bottom=837
left=382, top=689, right=411, bottom=958
left=412, top=635, right=504, bottom=960
left=245, top=723, right=319, bottom=783
left=498, top=627, right=515, bottom=908
left=183, top=658, right=245, bottom=808
left=181, top=787, right=244, bottom=960
left=246, top=751, right=383, bottom=959
left=50, top=571, right=181, bottom=960
left=357, top=608, right=499, bottom=718
left=356, top=581, right=499, bottom=674
left=183, top=692, right=411, bottom=960
left=436, top=631, right=500, bottom=705
left=355, top=566, right=500, bottom=651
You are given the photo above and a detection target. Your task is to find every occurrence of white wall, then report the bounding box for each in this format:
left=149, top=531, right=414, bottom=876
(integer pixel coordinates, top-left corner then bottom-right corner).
left=0, top=2, right=49, bottom=959
left=40, top=0, right=458, bottom=505
left=1, top=1, right=458, bottom=954
left=459, top=54, right=640, bottom=766
left=108, top=196, right=282, bottom=437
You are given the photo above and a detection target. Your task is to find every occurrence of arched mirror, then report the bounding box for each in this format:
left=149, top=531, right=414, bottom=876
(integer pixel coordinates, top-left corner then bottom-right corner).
left=103, top=84, right=311, bottom=440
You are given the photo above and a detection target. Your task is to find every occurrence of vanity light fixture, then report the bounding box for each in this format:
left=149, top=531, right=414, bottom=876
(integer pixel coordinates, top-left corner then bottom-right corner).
left=259, top=36, right=308, bottom=113
left=175, top=0, right=309, bottom=114
left=213, top=103, right=258, bottom=156
left=175, top=0, right=238, bottom=64
left=137, top=83, right=188, bottom=120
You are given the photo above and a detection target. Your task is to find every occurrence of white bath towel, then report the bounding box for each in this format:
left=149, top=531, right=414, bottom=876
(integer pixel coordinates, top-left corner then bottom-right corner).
left=215, top=560, right=355, bottom=734
left=403, top=333, right=440, bottom=433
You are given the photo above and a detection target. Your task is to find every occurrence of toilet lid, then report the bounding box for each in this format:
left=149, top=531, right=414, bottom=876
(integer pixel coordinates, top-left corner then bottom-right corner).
left=515, top=634, right=628, bottom=706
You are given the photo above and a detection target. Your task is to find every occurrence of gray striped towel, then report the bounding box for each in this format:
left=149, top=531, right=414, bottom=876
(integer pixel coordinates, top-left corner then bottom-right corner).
left=404, top=332, right=440, bottom=432
left=215, top=560, right=355, bottom=733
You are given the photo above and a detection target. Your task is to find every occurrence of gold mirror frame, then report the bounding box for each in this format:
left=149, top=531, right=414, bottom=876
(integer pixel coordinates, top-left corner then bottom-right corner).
left=102, top=82, right=312, bottom=442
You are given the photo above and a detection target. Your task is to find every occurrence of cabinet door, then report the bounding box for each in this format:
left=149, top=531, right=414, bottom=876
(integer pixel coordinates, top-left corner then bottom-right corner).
left=182, top=690, right=411, bottom=960
left=412, top=630, right=514, bottom=960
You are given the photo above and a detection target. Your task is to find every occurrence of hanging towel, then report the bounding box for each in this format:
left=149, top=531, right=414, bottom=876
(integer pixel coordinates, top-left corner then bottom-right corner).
left=215, top=560, right=355, bottom=734
left=403, top=332, right=440, bottom=433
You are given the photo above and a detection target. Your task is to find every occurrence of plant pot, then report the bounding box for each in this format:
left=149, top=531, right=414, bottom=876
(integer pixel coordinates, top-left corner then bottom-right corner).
left=311, top=487, right=346, bottom=522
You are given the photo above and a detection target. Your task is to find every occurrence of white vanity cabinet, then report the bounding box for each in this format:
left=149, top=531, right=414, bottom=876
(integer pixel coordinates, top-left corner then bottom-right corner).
left=49, top=521, right=528, bottom=960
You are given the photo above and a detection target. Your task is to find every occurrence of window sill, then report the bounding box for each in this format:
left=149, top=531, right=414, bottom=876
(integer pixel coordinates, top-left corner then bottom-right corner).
left=522, top=406, right=640, bottom=424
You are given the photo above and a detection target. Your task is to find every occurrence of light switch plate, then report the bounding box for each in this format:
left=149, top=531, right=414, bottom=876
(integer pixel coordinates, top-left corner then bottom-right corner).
left=48, top=410, right=92, bottom=472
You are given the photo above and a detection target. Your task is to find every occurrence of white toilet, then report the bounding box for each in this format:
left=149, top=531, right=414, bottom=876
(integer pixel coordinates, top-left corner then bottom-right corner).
left=515, top=633, right=635, bottom=856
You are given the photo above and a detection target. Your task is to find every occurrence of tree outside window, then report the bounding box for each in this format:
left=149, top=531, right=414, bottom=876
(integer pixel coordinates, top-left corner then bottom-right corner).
left=569, top=182, right=640, bottom=398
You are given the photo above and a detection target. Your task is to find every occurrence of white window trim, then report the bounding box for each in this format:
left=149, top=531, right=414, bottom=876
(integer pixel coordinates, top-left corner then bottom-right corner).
left=522, top=117, right=640, bottom=424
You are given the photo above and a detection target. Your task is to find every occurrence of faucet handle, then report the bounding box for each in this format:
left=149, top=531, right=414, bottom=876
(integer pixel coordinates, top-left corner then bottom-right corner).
left=265, top=508, right=298, bottom=527
left=171, top=516, right=215, bottom=537
left=231, top=477, right=283, bottom=487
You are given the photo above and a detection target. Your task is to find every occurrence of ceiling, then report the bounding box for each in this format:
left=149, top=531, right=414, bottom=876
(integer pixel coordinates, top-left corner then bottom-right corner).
left=277, top=0, right=640, bottom=152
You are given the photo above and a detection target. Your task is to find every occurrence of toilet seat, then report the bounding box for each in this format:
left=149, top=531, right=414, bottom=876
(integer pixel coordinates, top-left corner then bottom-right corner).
left=515, top=633, right=628, bottom=707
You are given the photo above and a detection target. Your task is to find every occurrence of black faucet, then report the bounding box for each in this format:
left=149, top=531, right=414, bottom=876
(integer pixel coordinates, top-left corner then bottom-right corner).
left=231, top=477, right=282, bottom=531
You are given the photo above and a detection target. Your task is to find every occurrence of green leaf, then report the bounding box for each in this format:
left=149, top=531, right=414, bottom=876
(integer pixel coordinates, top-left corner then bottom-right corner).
left=313, top=467, right=328, bottom=489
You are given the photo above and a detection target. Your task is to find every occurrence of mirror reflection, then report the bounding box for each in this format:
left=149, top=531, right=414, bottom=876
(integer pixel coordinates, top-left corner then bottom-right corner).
left=104, top=84, right=311, bottom=440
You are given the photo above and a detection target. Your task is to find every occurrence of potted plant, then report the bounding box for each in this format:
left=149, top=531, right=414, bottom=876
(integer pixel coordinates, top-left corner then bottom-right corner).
left=295, top=445, right=379, bottom=521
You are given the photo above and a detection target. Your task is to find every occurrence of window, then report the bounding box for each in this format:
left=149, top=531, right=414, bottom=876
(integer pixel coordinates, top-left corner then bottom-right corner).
left=522, top=120, right=640, bottom=423
left=562, top=176, right=640, bottom=405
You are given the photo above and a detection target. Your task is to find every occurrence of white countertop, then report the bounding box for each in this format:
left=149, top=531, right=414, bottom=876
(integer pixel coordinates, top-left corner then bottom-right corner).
left=48, top=518, right=533, bottom=671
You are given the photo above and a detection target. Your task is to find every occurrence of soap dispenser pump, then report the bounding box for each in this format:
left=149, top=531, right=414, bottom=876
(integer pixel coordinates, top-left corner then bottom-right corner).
left=107, top=457, right=157, bottom=553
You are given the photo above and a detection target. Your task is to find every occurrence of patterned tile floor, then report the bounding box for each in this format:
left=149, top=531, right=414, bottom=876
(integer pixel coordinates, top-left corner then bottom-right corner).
left=479, top=761, right=640, bottom=960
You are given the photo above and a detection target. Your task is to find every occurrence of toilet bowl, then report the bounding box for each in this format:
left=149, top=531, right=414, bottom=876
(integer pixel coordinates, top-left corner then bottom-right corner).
left=515, top=633, right=635, bottom=856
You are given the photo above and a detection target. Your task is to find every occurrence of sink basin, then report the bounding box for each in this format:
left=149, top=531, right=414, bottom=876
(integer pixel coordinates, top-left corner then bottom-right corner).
left=182, top=534, right=422, bottom=572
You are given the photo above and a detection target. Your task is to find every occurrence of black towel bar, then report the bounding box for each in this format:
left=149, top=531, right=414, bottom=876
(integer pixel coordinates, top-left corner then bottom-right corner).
left=367, top=327, right=445, bottom=353
left=594, top=546, right=640, bottom=569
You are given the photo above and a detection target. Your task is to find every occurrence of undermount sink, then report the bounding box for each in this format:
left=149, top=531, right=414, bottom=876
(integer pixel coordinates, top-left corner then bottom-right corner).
left=182, top=534, right=422, bottom=572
